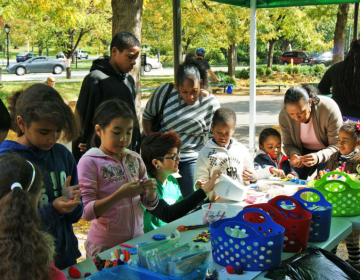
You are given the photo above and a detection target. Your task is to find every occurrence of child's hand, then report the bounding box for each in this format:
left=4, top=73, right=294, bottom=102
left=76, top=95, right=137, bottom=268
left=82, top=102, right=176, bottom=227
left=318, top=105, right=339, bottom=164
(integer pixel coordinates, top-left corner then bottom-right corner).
left=62, top=176, right=82, bottom=199
left=300, top=153, right=318, bottom=167
left=195, top=179, right=207, bottom=190
left=242, top=167, right=257, bottom=182
left=117, top=181, right=147, bottom=198
left=201, top=170, right=222, bottom=193
left=290, top=154, right=304, bottom=168
left=52, top=195, right=81, bottom=215
left=270, top=168, right=285, bottom=178
left=78, top=143, right=87, bottom=153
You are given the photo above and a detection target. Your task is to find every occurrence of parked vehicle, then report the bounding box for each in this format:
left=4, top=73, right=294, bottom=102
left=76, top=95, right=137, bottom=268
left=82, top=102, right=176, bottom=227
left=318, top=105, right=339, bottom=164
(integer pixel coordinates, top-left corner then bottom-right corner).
left=75, top=49, right=88, bottom=59
left=16, top=52, right=35, bottom=63
left=310, top=51, right=333, bottom=66
left=280, top=51, right=310, bottom=65
left=56, top=52, right=65, bottom=59
left=144, top=57, right=162, bottom=72
left=7, top=56, right=66, bottom=76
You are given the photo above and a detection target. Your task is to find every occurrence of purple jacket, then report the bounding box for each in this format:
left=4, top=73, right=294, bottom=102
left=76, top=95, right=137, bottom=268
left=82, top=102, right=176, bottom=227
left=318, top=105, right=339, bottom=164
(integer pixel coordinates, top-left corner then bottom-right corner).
left=78, top=148, right=156, bottom=248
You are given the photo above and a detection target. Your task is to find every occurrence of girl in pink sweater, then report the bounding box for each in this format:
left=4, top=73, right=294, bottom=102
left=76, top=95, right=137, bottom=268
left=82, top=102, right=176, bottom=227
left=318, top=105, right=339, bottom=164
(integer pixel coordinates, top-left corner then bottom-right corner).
left=78, top=100, right=158, bottom=257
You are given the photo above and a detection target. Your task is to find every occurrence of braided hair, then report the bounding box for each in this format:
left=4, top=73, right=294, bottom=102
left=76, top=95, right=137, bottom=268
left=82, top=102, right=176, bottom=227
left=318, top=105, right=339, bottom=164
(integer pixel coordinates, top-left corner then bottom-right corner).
left=338, top=39, right=360, bottom=107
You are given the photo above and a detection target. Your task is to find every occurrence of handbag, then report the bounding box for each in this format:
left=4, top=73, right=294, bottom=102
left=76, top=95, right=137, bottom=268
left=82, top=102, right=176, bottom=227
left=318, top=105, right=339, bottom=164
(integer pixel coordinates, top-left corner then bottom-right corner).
left=151, top=83, right=173, bottom=132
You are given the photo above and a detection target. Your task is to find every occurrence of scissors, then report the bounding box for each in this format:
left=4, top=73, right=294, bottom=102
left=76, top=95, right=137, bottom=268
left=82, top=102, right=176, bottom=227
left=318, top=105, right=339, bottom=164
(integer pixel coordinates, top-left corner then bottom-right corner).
left=177, top=222, right=209, bottom=232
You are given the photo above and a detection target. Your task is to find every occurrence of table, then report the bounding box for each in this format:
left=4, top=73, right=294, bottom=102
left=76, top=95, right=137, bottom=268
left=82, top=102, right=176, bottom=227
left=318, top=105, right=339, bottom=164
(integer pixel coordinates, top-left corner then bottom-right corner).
left=62, top=201, right=352, bottom=279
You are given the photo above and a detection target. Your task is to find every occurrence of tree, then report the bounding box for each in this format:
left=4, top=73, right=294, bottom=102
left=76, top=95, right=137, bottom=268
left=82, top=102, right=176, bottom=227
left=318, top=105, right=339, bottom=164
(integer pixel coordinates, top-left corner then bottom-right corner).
left=333, top=4, right=350, bottom=63
left=112, top=0, right=143, bottom=118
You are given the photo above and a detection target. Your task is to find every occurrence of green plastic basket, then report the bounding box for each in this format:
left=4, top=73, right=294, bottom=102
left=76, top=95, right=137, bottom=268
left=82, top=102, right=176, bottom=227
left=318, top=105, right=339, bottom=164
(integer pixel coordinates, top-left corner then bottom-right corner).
left=307, top=171, right=360, bottom=216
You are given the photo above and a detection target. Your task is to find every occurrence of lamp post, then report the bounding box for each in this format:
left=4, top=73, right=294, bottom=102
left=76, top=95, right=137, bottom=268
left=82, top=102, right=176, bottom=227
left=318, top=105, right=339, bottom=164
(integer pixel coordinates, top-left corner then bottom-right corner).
left=4, top=24, right=10, bottom=68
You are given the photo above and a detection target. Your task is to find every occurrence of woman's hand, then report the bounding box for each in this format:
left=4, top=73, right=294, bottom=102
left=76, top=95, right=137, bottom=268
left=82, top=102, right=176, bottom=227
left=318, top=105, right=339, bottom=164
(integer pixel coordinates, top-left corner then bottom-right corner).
left=201, top=170, right=222, bottom=193
left=300, top=153, right=318, bottom=167
left=270, top=168, right=285, bottom=178
left=242, top=167, right=257, bottom=182
left=290, top=154, right=304, bottom=168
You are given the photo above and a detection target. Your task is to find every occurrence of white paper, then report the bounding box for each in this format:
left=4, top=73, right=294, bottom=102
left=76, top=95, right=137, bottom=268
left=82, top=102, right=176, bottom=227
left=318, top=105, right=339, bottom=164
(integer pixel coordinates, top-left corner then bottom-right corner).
left=214, top=174, right=248, bottom=202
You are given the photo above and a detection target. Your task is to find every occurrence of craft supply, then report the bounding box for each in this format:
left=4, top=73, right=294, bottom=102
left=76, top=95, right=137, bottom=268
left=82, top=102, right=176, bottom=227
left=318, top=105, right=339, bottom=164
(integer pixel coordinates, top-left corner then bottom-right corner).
left=177, top=222, right=209, bottom=231
left=128, top=259, right=133, bottom=265
left=119, top=243, right=135, bottom=248
left=84, top=272, right=91, bottom=277
left=104, top=260, right=110, bottom=269
left=127, top=247, right=138, bottom=255
left=120, top=254, right=125, bottom=261
left=121, top=249, right=126, bottom=255
left=68, top=266, right=82, bottom=279
left=112, top=260, right=118, bottom=267
left=226, top=266, right=234, bottom=274
left=341, top=162, right=346, bottom=172
left=153, top=234, right=167, bottom=240
left=114, top=249, right=119, bottom=259
left=203, top=202, right=212, bottom=222
left=234, top=265, right=244, bottom=275
left=125, top=250, right=130, bottom=262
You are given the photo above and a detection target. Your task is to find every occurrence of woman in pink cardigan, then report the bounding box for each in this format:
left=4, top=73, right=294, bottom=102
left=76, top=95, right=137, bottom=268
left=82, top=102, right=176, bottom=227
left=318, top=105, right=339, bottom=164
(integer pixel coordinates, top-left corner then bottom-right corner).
left=278, top=85, right=342, bottom=179
left=78, top=100, right=158, bottom=257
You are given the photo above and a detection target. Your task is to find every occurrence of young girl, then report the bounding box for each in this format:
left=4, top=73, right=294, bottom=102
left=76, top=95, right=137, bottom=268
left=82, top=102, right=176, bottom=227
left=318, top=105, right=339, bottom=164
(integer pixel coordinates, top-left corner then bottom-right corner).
left=0, top=155, right=66, bottom=280
left=141, top=131, right=220, bottom=233
left=0, top=84, right=83, bottom=270
left=254, top=128, right=297, bottom=179
left=194, top=107, right=257, bottom=187
left=325, top=121, right=360, bottom=271
left=78, top=100, right=158, bottom=257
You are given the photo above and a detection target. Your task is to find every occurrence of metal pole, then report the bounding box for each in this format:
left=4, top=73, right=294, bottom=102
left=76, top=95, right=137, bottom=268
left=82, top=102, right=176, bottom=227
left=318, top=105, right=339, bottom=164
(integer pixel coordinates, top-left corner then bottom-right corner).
left=6, top=33, right=9, bottom=67
left=249, top=0, right=257, bottom=156
left=355, top=3, right=359, bottom=40
left=173, top=0, right=182, bottom=78
left=348, top=25, right=352, bottom=53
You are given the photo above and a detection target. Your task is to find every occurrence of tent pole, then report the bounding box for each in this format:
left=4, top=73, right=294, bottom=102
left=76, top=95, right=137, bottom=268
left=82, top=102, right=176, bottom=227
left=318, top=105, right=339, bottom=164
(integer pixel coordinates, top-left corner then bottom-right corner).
left=355, top=3, right=359, bottom=39
left=249, top=0, right=257, bottom=157
left=173, top=0, right=182, bottom=77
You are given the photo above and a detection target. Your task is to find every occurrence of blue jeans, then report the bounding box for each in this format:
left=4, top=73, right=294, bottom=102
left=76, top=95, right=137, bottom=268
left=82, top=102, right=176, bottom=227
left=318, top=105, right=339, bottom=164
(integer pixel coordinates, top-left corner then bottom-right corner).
left=292, top=147, right=328, bottom=180
left=177, top=157, right=197, bottom=198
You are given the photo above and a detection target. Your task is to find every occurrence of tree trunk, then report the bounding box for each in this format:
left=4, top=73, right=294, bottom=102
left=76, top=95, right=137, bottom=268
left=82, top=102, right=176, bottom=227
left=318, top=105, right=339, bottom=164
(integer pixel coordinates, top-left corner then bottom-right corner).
left=333, top=4, right=349, bottom=64
left=228, top=41, right=237, bottom=79
left=267, top=39, right=276, bottom=68
left=112, top=0, right=143, bottom=121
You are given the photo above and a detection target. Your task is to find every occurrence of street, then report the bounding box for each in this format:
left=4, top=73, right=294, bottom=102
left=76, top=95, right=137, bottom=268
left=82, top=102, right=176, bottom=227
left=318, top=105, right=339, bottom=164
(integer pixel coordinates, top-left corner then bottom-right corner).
left=0, top=65, right=248, bottom=81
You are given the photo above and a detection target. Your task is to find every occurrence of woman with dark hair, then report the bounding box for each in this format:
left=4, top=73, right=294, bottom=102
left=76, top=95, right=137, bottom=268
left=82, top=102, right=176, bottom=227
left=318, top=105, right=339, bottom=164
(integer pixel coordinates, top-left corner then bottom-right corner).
left=278, top=85, right=342, bottom=179
left=318, top=39, right=360, bottom=119
left=142, top=58, right=220, bottom=198
left=141, top=131, right=220, bottom=233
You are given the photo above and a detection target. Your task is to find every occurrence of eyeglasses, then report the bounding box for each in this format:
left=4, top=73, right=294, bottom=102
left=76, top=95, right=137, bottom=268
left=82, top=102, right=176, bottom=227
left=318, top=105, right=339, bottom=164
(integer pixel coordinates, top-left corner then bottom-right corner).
left=157, top=154, right=180, bottom=161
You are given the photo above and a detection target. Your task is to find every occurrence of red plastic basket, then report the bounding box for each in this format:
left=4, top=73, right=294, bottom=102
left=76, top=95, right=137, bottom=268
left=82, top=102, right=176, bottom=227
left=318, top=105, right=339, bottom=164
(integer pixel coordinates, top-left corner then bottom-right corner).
left=246, top=196, right=312, bottom=252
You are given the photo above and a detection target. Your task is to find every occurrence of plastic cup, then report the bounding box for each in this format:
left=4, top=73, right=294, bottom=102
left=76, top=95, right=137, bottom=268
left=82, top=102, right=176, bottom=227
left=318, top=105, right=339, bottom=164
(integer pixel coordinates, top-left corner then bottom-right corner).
left=202, top=203, right=228, bottom=224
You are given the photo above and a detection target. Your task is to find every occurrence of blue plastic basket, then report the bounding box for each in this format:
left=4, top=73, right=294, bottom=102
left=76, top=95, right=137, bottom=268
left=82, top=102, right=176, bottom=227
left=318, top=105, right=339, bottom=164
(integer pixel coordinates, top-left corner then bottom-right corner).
left=209, top=208, right=284, bottom=271
left=291, top=188, right=332, bottom=242
left=86, top=263, right=209, bottom=280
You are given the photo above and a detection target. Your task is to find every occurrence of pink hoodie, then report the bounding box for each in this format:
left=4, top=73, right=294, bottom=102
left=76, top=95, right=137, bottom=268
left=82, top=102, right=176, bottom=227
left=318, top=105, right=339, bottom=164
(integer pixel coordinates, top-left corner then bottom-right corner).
left=78, top=148, right=157, bottom=248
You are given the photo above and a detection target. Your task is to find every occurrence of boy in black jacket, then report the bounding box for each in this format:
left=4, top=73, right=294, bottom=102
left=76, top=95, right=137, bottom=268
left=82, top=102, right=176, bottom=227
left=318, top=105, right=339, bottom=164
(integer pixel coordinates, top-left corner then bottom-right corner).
left=72, top=31, right=141, bottom=163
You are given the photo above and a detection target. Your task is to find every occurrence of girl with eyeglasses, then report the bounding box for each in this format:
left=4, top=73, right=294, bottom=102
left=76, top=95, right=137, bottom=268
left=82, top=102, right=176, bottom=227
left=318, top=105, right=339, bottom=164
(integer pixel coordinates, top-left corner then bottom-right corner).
left=141, top=131, right=220, bottom=233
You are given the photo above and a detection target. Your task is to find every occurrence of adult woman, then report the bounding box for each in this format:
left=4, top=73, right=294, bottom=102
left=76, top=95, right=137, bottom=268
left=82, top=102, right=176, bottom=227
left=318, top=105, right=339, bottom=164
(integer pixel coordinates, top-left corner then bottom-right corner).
left=142, top=59, right=220, bottom=198
left=141, top=131, right=220, bottom=233
left=278, top=85, right=342, bottom=179
left=318, top=39, right=360, bottom=119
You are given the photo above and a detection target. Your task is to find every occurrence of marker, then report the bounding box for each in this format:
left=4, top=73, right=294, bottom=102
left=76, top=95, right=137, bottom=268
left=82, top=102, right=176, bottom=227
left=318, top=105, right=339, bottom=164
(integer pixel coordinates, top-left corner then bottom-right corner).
left=119, top=243, right=135, bottom=248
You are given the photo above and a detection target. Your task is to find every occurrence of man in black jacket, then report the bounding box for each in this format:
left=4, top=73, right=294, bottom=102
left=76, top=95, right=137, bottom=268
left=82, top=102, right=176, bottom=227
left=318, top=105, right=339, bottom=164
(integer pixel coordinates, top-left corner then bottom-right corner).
left=72, top=31, right=141, bottom=162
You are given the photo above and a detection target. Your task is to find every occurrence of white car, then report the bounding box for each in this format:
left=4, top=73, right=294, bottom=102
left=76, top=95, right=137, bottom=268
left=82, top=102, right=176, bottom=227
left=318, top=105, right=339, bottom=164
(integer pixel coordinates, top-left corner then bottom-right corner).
left=144, top=57, right=162, bottom=72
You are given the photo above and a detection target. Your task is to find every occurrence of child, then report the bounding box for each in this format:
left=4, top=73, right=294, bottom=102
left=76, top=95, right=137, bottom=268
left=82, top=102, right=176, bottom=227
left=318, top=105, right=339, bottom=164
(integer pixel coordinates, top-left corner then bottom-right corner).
left=194, top=107, right=257, bottom=188
left=0, top=84, right=83, bottom=270
left=254, top=128, right=297, bottom=179
left=141, top=131, right=221, bottom=233
left=0, top=98, right=11, bottom=144
left=78, top=100, right=159, bottom=257
left=0, top=155, right=66, bottom=280
left=325, top=121, right=360, bottom=271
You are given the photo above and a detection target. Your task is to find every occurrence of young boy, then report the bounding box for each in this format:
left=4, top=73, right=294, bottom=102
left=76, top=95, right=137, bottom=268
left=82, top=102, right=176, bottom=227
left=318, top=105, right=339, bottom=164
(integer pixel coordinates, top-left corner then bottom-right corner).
left=194, top=107, right=256, bottom=189
left=72, top=31, right=141, bottom=163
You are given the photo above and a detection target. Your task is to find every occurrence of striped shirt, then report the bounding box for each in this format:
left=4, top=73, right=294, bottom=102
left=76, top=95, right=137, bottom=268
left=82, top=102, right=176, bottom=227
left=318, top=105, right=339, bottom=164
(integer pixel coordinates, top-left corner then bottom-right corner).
left=143, top=83, right=220, bottom=158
